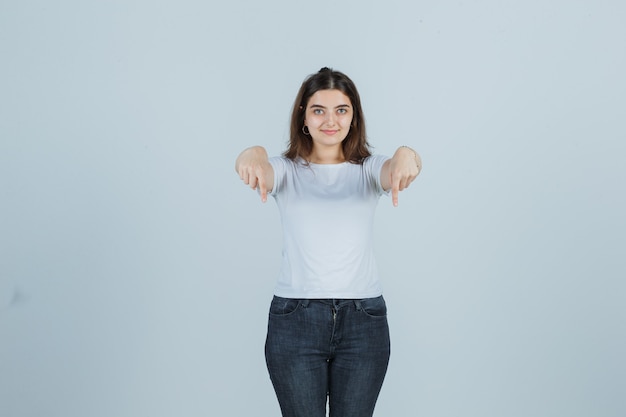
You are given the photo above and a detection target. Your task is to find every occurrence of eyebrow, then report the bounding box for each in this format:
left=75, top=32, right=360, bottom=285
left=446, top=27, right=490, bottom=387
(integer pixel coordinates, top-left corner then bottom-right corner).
left=309, top=104, right=351, bottom=109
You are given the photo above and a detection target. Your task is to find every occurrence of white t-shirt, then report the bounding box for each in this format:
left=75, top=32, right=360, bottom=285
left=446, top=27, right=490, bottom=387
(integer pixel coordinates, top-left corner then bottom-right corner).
left=268, top=155, right=390, bottom=299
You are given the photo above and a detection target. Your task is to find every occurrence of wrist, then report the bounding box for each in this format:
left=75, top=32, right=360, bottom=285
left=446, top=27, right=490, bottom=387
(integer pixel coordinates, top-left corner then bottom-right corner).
left=398, top=146, right=421, bottom=172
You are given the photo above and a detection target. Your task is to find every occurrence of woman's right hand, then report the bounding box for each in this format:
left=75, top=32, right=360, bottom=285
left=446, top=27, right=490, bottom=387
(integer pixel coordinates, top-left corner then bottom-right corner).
left=235, top=146, right=274, bottom=203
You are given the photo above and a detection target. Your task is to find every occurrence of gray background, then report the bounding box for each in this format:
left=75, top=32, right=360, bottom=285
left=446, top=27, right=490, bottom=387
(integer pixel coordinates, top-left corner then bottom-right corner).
left=1, top=1, right=625, bottom=416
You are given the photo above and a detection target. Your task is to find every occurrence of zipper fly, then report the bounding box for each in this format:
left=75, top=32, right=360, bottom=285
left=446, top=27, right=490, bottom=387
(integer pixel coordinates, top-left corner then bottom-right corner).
left=329, top=306, right=339, bottom=354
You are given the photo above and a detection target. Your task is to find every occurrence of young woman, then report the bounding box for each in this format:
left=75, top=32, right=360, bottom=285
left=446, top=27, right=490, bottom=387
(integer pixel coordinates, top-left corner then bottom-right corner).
left=235, top=67, right=421, bottom=417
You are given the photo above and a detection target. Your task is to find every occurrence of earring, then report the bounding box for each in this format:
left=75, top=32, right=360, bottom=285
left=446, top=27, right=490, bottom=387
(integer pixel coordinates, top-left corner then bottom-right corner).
left=302, top=125, right=310, bottom=135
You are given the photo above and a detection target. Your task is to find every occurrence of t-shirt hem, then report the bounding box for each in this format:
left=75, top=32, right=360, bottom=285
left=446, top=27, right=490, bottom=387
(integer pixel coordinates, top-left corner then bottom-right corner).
left=273, top=290, right=384, bottom=299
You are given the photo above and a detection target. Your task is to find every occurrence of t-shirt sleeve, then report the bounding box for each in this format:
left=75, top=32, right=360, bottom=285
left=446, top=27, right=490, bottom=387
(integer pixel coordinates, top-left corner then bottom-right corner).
left=268, top=156, right=288, bottom=196
left=363, top=154, right=391, bottom=196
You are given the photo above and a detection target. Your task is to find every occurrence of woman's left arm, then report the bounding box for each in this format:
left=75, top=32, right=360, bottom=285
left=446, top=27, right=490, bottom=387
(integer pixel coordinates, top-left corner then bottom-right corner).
left=380, top=146, right=422, bottom=207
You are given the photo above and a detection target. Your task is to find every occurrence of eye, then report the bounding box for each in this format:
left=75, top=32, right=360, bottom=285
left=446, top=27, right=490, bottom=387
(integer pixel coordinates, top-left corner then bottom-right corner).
left=313, top=109, right=324, bottom=115
left=337, top=108, right=348, bottom=114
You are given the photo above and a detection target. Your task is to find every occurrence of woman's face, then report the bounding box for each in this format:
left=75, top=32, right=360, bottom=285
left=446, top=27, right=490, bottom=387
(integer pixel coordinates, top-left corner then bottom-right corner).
left=304, top=89, right=354, bottom=149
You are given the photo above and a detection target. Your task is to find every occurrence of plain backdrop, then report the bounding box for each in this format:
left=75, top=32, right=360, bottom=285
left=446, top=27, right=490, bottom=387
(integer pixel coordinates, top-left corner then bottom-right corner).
left=1, top=1, right=625, bottom=416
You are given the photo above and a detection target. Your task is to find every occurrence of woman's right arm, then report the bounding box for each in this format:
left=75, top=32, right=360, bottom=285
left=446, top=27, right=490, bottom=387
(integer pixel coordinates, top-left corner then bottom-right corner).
left=235, top=146, right=275, bottom=203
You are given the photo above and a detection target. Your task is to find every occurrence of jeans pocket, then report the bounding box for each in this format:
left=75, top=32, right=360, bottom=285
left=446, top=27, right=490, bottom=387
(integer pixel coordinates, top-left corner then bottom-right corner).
left=359, top=296, right=387, bottom=318
left=268, top=296, right=301, bottom=317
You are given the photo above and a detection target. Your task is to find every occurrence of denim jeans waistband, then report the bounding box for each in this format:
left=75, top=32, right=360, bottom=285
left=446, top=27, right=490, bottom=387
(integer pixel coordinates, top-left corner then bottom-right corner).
left=273, top=295, right=384, bottom=311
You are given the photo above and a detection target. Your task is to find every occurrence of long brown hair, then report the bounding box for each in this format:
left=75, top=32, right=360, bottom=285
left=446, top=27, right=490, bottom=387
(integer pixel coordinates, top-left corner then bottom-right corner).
left=284, top=67, right=371, bottom=164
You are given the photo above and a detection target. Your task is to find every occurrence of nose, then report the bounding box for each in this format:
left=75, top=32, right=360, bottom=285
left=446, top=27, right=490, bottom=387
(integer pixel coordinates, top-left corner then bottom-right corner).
left=325, top=112, right=336, bottom=126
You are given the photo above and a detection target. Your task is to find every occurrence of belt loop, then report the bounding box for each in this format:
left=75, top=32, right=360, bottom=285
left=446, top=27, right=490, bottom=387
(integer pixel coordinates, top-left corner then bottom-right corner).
left=354, top=300, right=362, bottom=311
left=301, top=299, right=310, bottom=308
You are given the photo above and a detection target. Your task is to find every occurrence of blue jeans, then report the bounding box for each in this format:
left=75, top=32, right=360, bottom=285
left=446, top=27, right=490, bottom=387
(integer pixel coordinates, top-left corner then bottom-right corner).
left=265, top=296, right=391, bottom=417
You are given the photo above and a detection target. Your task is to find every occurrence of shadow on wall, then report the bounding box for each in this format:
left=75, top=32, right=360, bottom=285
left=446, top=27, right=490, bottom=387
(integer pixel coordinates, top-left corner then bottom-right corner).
left=0, top=286, right=29, bottom=312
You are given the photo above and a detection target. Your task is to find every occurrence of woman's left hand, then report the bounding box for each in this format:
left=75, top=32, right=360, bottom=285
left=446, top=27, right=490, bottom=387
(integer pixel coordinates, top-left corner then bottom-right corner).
left=380, top=146, right=422, bottom=207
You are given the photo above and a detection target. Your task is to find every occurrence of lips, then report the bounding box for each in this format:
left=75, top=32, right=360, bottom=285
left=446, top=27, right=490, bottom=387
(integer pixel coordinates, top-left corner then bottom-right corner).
left=321, top=130, right=338, bottom=135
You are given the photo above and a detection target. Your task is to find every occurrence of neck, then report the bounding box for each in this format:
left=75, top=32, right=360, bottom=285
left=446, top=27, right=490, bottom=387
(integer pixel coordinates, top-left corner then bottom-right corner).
left=308, top=146, right=345, bottom=164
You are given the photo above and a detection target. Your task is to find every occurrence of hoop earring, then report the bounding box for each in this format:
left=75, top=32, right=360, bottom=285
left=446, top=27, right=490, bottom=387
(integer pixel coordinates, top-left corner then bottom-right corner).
left=302, top=125, right=310, bottom=135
